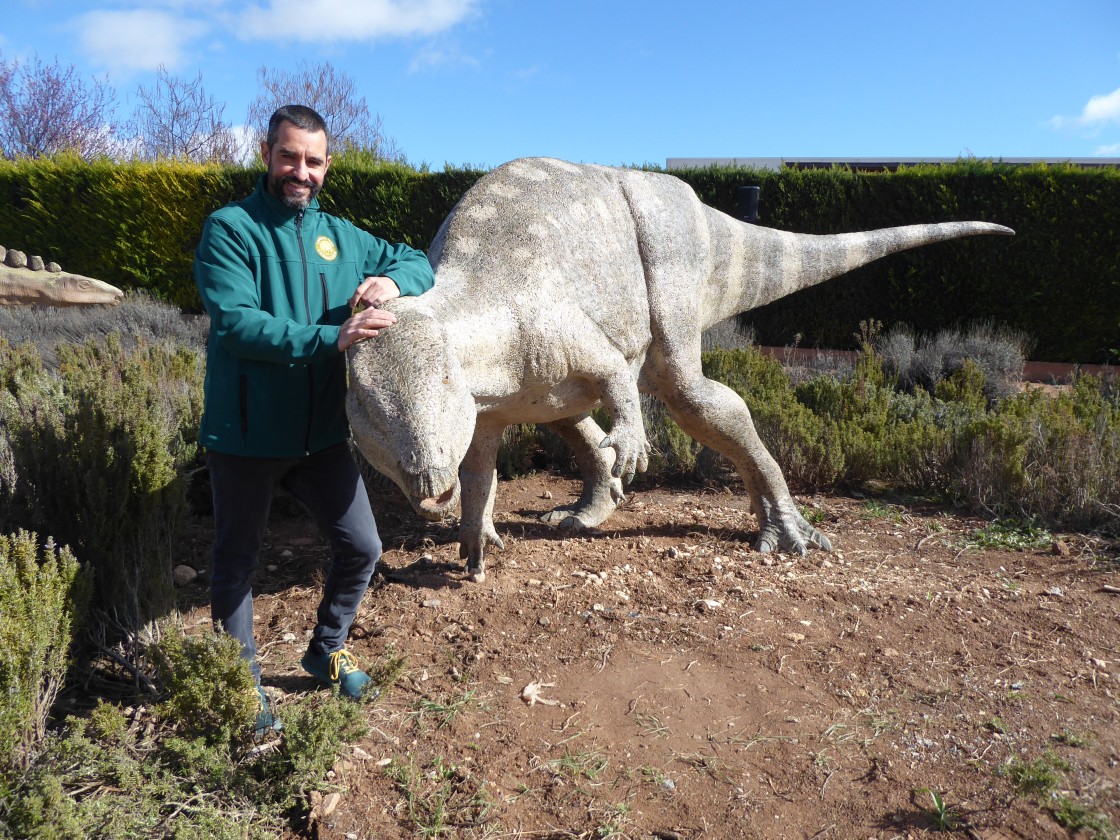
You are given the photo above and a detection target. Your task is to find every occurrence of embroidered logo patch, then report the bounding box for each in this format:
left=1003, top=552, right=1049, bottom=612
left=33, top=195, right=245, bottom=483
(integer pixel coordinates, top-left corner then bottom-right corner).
left=315, top=236, right=338, bottom=261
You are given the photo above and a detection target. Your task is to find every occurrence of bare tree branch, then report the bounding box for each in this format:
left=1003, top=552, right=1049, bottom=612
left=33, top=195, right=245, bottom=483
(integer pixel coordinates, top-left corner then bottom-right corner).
left=245, top=61, right=401, bottom=160
left=0, top=51, right=119, bottom=159
left=129, top=65, right=244, bottom=163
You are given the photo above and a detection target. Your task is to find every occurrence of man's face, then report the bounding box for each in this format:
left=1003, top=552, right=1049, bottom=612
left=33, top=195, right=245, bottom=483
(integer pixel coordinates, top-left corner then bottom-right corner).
left=261, top=121, right=331, bottom=210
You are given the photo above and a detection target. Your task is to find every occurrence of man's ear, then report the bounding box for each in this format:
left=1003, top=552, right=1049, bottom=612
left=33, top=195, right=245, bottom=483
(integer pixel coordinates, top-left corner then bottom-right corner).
left=260, top=140, right=270, bottom=166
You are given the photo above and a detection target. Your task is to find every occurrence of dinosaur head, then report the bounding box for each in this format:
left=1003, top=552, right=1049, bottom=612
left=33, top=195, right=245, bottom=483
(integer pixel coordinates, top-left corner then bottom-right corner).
left=346, top=299, right=475, bottom=520
left=0, top=266, right=124, bottom=306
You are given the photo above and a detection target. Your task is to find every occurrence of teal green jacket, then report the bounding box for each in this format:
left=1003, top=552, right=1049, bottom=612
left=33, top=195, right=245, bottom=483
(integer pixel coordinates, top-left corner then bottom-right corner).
left=194, top=176, right=434, bottom=457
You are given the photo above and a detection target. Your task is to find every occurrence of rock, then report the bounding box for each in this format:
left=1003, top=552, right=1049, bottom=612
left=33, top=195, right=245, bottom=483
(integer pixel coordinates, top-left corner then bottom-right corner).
left=46, top=261, right=61, bottom=272
left=422, top=598, right=442, bottom=608
left=172, top=564, right=198, bottom=586
left=1051, top=540, right=1070, bottom=557
left=5, top=249, right=27, bottom=269
left=320, top=792, right=340, bottom=816
left=696, top=599, right=722, bottom=613
left=28, top=255, right=44, bottom=271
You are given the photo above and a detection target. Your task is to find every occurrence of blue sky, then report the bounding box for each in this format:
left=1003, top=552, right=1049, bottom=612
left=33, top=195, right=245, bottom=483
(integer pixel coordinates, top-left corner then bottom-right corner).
left=3, top=0, right=1119, bottom=169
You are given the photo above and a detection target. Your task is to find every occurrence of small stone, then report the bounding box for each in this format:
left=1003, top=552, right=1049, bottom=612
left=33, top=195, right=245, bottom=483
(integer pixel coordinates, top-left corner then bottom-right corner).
left=541, top=491, right=553, bottom=500
left=320, top=792, right=340, bottom=816
left=538, top=616, right=551, bottom=627
left=172, top=564, right=198, bottom=586
left=422, top=598, right=442, bottom=608
left=266, top=564, right=278, bottom=572
left=696, top=599, right=722, bottom=613
left=352, top=746, right=372, bottom=760
left=1051, top=540, right=1070, bottom=557
left=1044, top=586, right=1064, bottom=597
left=28, top=255, right=44, bottom=271
left=784, top=632, right=806, bottom=642
left=46, top=261, right=62, bottom=272
left=281, top=632, right=297, bottom=642
left=882, top=648, right=899, bottom=658
left=5, top=249, right=26, bottom=268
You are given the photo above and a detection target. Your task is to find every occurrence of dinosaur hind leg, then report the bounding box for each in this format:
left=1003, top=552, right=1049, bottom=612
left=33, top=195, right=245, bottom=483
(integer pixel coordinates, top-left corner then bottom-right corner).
left=657, top=376, right=831, bottom=555
left=539, top=414, right=624, bottom=530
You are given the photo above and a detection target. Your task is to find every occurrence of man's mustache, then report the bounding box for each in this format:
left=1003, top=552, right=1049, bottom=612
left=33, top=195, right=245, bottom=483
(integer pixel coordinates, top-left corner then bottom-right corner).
left=281, top=175, right=315, bottom=188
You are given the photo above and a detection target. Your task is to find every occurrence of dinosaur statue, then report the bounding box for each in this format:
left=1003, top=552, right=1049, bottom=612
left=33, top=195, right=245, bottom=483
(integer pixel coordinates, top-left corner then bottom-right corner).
left=346, top=157, right=1014, bottom=582
left=0, top=247, right=124, bottom=306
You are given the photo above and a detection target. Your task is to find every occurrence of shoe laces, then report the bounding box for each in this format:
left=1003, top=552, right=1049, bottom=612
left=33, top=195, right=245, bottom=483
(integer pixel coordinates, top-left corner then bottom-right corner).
left=328, top=649, right=360, bottom=682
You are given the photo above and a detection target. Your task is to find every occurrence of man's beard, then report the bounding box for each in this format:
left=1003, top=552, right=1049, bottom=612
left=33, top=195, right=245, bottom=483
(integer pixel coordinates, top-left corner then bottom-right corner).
left=268, top=173, right=321, bottom=210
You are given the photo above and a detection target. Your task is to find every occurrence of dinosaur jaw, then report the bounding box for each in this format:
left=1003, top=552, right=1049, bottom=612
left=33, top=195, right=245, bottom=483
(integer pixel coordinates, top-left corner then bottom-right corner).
left=417, top=481, right=460, bottom=521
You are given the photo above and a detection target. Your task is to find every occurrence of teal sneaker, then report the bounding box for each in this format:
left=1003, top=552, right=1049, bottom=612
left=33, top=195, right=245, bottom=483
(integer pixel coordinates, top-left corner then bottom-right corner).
left=301, top=648, right=374, bottom=700
left=255, top=685, right=283, bottom=738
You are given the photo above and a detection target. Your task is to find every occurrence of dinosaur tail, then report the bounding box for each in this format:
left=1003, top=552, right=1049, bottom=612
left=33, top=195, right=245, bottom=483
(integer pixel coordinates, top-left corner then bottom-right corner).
left=718, top=218, right=1014, bottom=319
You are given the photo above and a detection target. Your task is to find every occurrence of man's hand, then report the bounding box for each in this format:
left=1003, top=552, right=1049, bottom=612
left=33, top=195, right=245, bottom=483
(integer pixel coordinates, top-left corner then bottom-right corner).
left=338, top=306, right=397, bottom=351
left=350, top=276, right=400, bottom=310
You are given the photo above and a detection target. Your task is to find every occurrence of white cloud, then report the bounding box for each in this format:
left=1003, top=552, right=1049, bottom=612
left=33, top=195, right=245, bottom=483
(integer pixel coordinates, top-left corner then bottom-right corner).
left=1094, top=143, right=1120, bottom=156
left=1050, top=85, right=1120, bottom=129
left=74, top=9, right=208, bottom=75
left=238, top=0, right=481, bottom=44
left=1081, top=87, right=1120, bottom=124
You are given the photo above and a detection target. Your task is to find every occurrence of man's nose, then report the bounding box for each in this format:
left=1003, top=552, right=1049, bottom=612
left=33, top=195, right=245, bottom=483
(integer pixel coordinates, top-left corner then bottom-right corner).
left=293, top=158, right=309, bottom=180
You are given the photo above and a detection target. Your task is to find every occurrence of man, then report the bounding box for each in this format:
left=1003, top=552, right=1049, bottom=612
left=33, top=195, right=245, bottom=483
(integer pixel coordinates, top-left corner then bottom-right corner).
left=194, top=104, right=434, bottom=731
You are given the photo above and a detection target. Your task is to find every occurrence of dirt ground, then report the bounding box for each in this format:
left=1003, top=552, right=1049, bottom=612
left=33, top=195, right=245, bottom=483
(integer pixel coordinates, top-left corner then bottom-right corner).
left=179, top=470, right=1120, bottom=840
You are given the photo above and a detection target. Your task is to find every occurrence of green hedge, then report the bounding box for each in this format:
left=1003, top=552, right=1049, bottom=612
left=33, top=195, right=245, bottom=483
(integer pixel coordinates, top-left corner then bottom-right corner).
left=1, top=157, right=1117, bottom=362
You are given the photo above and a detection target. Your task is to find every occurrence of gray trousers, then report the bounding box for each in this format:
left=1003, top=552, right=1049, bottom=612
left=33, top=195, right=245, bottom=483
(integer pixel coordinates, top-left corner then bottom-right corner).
left=206, top=444, right=381, bottom=682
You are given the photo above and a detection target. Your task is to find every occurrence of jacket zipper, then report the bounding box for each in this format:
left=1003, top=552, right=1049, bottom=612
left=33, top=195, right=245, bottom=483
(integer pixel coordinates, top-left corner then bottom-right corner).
left=296, top=209, right=313, bottom=455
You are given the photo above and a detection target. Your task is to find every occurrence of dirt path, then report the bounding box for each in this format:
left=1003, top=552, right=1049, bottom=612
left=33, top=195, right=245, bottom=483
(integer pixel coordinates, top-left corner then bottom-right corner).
left=181, top=473, right=1120, bottom=839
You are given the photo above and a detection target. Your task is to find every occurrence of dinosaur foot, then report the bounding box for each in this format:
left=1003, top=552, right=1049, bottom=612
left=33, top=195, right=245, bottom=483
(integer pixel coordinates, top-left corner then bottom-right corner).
left=539, top=479, right=624, bottom=530
left=755, top=500, right=832, bottom=556
left=459, top=528, right=502, bottom=584
left=539, top=499, right=619, bottom=531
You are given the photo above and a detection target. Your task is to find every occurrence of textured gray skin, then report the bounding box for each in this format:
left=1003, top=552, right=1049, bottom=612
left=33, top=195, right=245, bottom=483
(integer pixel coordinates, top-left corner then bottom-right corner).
left=347, top=157, right=1014, bottom=582
left=0, top=249, right=124, bottom=306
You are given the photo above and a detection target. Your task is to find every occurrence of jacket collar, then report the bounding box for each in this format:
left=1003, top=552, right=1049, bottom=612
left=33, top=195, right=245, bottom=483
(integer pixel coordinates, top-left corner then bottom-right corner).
left=253, top=174, right=321, bottom=223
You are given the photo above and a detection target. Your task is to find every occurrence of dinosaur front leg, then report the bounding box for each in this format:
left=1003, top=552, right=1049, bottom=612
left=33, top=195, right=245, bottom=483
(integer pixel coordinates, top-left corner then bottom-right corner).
left=659, top=377, right=831, bottom=556
left=540, top=414, right=624, bottom=529
left=595, top=370, right=651, bottom=485
left=457, top=420, right=506, bottom=582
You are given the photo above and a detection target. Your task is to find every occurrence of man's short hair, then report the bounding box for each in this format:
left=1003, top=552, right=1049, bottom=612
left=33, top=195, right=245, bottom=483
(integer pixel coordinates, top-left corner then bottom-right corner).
left=266, top=105, right=331, bottom=153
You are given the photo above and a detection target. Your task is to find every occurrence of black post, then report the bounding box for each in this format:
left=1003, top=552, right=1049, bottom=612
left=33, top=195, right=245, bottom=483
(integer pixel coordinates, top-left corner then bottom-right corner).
left=735, top=185, right=761, bottom=223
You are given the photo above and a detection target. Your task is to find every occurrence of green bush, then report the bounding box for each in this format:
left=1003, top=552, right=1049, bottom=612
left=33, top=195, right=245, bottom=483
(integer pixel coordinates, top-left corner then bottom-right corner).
left=0, top=334, right=204, bottom=628
left=150, top=628, right=258, bottom=748
left=1, top=623, right=373, bottom=839
left=0, top=531, right=91, bottom=772
left=956, top=374, right=1120, bottom=531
